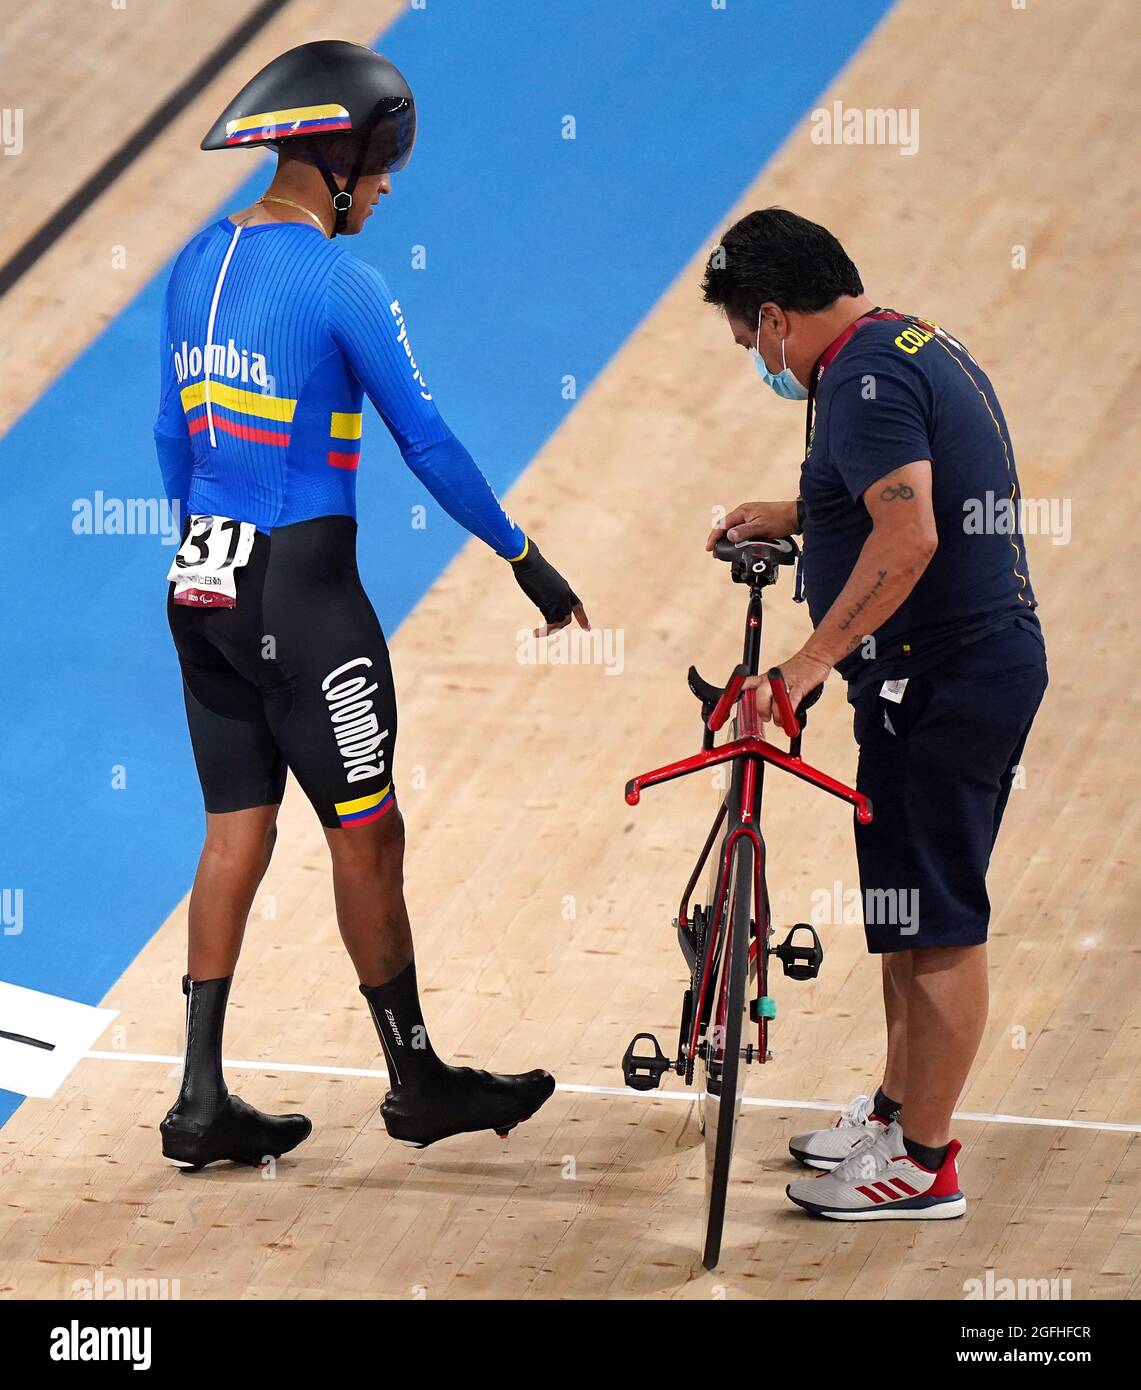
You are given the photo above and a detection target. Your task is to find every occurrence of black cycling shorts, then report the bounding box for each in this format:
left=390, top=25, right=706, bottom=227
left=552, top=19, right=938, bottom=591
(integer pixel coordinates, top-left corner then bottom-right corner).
left=168, top=516, right=397, bottom=830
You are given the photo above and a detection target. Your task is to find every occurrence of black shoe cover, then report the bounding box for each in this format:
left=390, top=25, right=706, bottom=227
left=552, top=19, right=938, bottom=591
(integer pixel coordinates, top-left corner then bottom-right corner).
left=161, top=1094, right=312, bottom=1170
left=381, top=1066, right=556, bottom=1148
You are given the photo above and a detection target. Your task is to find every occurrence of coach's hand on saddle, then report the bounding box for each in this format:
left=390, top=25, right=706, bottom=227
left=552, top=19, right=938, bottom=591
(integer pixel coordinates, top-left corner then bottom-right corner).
left=742, top=649, right=832, bottom=733
left=706, top=499, right=800, bottom=551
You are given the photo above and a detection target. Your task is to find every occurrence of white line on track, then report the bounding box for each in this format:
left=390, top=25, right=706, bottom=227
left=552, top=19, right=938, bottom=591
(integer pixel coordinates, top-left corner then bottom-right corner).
left=84, top=1050, right=1141, bottom=1134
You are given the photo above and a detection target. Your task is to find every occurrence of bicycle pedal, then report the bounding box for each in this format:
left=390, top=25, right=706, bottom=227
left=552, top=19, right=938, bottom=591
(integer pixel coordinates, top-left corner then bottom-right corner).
left=769, top=923, right=824, bottom=980
left=621, top=1033, right=670, bottom=1091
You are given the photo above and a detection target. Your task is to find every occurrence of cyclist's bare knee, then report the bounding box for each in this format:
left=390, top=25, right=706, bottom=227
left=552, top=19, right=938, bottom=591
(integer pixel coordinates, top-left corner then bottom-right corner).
left=202, top=805, right=279, bottom=868
left=325, top=807, right=405, bottom=871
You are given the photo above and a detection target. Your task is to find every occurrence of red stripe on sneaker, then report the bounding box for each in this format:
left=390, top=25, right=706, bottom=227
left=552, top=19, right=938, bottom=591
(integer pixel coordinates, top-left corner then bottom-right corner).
left=856, top=1185, right=884, bottom=1203
left=873, top=1182, right=898, bottom=1199
left=891, top=1178, right=919, bottom=1196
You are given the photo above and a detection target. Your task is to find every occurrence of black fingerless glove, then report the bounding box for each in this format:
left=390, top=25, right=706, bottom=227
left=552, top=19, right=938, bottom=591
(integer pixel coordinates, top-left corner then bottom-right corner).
left=510, top=539, right=580, bottom=625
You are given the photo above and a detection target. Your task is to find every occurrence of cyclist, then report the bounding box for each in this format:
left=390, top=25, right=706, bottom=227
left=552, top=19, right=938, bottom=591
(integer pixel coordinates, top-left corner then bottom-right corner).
left=702, top=208, right=1047, bottom=1220
left=155, top=41, right=586, bottom=1168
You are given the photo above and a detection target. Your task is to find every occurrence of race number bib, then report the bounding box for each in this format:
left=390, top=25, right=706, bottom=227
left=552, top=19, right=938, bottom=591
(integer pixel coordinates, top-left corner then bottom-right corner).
left=167, top=515, right=256, bottom=608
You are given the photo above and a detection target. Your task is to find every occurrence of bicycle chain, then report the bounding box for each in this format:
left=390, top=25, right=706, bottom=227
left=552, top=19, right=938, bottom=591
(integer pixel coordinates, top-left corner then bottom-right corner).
left=686, top=905, right=708, bottom=1085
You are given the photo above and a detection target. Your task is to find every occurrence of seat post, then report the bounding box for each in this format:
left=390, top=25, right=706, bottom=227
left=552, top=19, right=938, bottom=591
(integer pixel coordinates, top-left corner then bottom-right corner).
left=741, top=585, right=765, bottom=675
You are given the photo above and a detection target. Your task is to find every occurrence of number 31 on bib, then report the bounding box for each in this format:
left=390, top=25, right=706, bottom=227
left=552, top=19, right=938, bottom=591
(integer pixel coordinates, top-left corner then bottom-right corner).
left=167, top=515, right=256, bottom=608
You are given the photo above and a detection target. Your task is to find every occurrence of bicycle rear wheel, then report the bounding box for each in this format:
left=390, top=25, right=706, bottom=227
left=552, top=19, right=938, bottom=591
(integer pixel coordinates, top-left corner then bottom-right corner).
left=698, top=833, right=754, bottom=1270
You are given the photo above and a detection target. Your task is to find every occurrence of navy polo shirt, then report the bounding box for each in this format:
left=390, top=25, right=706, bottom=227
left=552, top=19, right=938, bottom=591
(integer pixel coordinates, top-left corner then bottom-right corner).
left=799, top=312, right=1041, bottom=697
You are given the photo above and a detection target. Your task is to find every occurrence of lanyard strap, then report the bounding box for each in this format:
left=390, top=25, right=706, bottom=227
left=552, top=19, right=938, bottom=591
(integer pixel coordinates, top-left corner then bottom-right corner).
left=803, top=307, right=911, bottom=456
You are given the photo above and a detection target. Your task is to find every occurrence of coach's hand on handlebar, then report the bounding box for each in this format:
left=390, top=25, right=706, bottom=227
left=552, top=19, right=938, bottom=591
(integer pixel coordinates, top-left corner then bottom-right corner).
left=743, top=649, right=831, bottom=733
left=706, top=499, right=799, bottom=551
left=511, top=539, right=590, bottom=637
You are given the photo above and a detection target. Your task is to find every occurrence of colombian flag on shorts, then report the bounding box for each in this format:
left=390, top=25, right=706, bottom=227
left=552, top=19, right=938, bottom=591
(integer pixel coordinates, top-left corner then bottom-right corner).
left=335, top=785, right=395, bottom=829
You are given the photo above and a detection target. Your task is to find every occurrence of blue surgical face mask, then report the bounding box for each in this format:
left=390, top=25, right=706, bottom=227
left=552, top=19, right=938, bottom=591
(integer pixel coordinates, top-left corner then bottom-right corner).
left=752, top=312, right=809, bottom=401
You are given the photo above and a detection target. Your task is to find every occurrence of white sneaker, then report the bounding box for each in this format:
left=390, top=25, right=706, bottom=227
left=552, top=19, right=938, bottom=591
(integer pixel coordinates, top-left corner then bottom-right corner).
left=786, top=1120, right=966, bottom=1221
left=788, top=1094, right=892, bottom=1169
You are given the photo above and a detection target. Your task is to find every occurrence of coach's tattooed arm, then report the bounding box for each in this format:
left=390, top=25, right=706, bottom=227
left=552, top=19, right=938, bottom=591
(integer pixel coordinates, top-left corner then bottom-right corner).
left=805, top=460, right=937, bottom=668
left=744, top=460, right=937, bottom=730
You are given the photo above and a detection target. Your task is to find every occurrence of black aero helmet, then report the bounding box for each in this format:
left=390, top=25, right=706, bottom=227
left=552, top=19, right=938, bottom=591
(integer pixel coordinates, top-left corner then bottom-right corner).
left=201, top=40, right=415, bottom=236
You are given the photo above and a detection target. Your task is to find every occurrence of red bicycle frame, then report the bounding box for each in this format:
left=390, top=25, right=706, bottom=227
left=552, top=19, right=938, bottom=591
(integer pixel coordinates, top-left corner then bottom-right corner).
left=625, top=567, right=872, bottom=1068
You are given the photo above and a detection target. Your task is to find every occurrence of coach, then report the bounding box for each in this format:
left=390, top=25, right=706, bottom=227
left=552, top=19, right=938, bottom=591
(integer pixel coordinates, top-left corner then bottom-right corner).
left=702, top=208, right=1048, bottom=1221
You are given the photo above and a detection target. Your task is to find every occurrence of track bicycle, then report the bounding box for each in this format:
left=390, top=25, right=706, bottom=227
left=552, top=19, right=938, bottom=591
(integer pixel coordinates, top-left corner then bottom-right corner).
left=621, top=537, right=873, bottom=1269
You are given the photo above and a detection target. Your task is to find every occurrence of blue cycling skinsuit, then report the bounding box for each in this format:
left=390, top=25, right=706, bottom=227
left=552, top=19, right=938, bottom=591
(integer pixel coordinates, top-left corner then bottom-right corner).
left=155, top=217, right=527, bottom=829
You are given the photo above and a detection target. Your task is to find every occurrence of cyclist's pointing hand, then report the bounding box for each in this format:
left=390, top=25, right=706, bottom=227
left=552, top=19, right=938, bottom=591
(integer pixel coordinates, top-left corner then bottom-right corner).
left=511, top=539, right=589, bottom=637
left=706, top=499, right=800, bottom=552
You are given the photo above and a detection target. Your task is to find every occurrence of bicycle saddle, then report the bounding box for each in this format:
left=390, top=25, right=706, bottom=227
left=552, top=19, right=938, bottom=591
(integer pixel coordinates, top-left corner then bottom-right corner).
left=712, top=535, right=799, bottom=584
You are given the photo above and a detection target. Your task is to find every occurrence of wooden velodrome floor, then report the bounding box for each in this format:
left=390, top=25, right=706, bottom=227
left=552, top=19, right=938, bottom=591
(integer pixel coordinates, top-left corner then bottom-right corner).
left=1, top=0, right=1138, bottom=1299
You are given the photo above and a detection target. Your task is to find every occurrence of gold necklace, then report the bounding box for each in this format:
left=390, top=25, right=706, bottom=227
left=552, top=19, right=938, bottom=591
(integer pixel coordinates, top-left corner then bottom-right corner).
left=256, top=196, right=328, bottom=237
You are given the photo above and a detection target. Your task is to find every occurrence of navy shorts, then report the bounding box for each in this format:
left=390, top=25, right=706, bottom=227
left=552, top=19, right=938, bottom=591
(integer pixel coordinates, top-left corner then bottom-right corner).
left=852, top=618, right=1048, bottom=953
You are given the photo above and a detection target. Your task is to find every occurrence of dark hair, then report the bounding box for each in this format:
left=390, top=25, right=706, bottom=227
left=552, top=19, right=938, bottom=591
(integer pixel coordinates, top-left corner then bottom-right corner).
left=701, top=207, right=863, bottom=322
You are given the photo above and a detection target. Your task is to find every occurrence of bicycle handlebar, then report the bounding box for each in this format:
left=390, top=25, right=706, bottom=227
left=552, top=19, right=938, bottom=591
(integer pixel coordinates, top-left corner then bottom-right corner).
left=706, top=664, right=748, bottom=733
left=766, top=667, right=801, bottom=738
left=706, top=663, right=803, bottom=738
